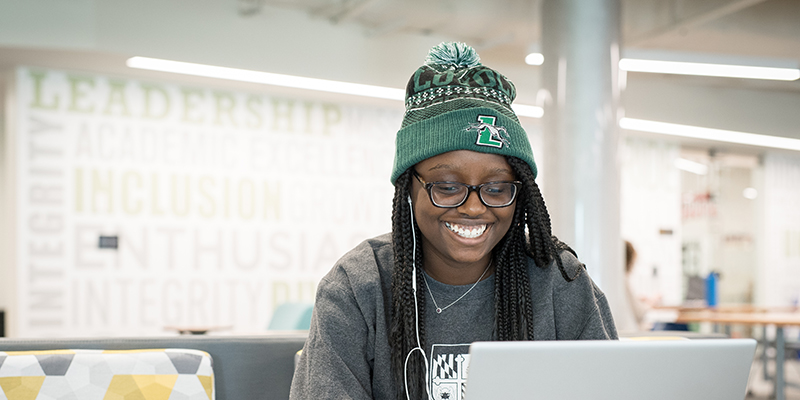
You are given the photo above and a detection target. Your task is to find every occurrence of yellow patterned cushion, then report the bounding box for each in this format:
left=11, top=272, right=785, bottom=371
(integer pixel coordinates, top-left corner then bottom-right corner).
left=0, top=349, right=214, bottom=400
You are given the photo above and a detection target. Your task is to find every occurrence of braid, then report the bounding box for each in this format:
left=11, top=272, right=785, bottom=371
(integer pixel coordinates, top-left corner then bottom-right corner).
left=492, top=196, right=533, bottom=340
left=390, top=170, right=427, bottom=400
left=506, top=157, right=582, bottom=282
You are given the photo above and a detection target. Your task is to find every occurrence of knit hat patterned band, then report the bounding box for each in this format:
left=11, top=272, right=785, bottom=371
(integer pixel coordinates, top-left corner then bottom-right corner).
left=390, top=42, right=537, bottom=184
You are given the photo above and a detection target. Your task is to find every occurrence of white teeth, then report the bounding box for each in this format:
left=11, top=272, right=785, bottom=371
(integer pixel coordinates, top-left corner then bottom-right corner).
left=445, top=222, right=487, bottom=239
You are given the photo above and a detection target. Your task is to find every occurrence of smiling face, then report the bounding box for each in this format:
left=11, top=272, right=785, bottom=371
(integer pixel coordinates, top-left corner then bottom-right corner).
left=411, top=150, right=517, bottom=284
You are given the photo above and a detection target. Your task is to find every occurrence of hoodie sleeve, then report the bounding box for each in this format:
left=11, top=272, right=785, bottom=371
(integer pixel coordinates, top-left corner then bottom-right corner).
left=290, top=236, right=397, bottom=400
left=290, top=263, right=375, bottom=400
left=551, top=251, right=619, bottom=340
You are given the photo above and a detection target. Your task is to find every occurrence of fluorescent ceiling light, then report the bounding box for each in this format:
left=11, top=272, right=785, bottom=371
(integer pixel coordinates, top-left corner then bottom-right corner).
left=127, top=56, right=543, bottom=118
left=619, top=58, right=800, bottom=81
left=674, top=158, right=708, bottom=175
left=525, top=53, right=544, bottom=66
left=511, top=104, right=544, bottom=118
left=620, top=118, right=800, bottom=152
left=127, top=56, right=405, bottom=100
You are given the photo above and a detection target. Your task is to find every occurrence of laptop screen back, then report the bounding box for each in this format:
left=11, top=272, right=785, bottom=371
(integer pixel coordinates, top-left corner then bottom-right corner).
left=463, top=338, right=756, bottom=400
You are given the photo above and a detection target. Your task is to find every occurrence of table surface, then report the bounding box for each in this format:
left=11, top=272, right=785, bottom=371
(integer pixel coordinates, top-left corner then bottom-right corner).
left=655, top=304, right=800, bottom=313
left=676, top=310, right=800, bottom=326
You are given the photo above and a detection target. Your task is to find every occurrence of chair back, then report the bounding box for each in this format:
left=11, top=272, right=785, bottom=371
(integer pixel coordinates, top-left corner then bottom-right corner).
left=0, top=348, right=214, bottom=399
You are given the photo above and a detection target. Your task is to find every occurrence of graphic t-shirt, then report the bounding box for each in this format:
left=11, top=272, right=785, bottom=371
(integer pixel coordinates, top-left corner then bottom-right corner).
left=428, top=343, right=470, bottom=400
left=422, top=271, right=495, bottom=400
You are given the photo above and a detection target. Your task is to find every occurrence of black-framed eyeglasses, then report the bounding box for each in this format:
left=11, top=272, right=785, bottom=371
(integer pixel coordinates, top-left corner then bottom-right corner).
left=413, top=171, right=522, bottom=208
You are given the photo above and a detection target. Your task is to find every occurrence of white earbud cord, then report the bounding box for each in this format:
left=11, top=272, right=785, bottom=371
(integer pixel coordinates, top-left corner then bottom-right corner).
left=404, top=195, right=433, bottom=400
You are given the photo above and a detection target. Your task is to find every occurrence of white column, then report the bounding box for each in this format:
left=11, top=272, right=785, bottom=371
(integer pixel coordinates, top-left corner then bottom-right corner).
left=540, top=0, right=629, bottom=329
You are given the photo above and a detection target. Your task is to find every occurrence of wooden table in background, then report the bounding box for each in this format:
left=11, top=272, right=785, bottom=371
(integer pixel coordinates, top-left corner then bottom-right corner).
left=676, top=310, right=800, bottom=400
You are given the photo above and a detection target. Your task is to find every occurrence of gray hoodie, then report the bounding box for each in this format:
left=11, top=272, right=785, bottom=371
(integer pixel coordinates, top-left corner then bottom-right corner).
left=290, top=233, right=617, bottom=400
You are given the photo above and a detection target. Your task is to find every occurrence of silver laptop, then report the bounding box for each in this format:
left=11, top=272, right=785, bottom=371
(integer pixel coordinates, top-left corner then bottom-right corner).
left=464, top=338, right=757, bottom=400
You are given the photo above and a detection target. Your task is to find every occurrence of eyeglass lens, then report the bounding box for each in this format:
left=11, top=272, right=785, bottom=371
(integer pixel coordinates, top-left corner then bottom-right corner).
left=430, top=182, right=517, bottom=207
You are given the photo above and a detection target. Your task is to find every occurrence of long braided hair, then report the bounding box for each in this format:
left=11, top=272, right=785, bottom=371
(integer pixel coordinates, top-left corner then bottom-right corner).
left=389, top=156, right=579, bottom=399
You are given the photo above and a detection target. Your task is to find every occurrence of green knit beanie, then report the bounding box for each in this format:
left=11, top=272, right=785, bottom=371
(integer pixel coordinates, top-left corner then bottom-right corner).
left=390, top=42, right=537, bottom=184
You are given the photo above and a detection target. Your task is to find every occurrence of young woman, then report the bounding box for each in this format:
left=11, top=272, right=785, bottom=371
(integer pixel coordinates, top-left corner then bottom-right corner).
left=290, top=42, right=617, bottom=400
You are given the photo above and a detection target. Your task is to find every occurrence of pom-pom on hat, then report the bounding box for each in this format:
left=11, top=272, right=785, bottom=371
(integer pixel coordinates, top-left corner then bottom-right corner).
left=390, top=42, right=537, bottom=184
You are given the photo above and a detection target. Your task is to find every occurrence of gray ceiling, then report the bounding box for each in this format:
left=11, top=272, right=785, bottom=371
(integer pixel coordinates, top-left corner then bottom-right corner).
left=2, top=0, right=797, bottom=92
left=251, top=0, right=800, bottom=89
